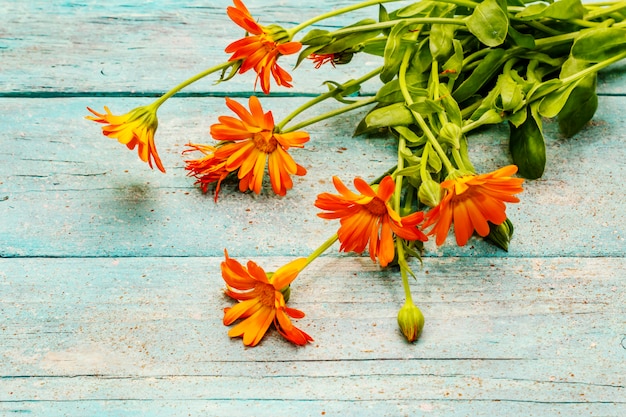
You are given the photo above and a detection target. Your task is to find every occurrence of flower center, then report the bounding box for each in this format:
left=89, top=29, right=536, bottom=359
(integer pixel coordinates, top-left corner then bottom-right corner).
left=256, top=282, right=276, bottom=308
left=253, top=132, right=278, bottom=153
left=364, top=197, right=388, bottom=216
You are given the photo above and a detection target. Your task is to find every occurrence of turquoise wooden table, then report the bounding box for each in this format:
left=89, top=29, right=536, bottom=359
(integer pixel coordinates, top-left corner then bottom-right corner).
left=1, top=1, right=625, bottom=416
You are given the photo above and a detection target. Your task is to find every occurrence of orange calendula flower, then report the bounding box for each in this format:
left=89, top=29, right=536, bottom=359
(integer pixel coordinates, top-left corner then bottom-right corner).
left=86, top=105, right=165, bottom=173
left=221, top=250, right=313, bottom=347
left=308, top=51, right=354, bottom=69
left=183, top=143, right=236, bottom=202
left=225, top=0, right=302, bottom=94
left=193, top=96, right=308, bottom=197
left=315, top=176, right=428, bottom=267
left=423, top=165, right=524, bottom=246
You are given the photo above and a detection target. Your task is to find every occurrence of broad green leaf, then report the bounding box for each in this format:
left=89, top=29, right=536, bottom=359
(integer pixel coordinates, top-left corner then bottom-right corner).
left=394, top=1, right=436, bottom=18
left=571, top=28, right=626, bottom=62
left=541, top=0, right=586, bottom=20
left=507, top=108, right=527, bottom=127
left=439, top=83, right=463, bottom=126
left=393, top=126, right=427, bottom=145
left=558, top=75, right=598, bottom=137
left=509, top=106, right=546, bottom=179
left=381, top=21, right=412, bottom=83
left=365, top=102, right=414, bottom=128
left=466, top=0, right=508, bottom=47
left=507, top=26, right=535, bottom=49
left=411, top=38, right=433, bottom=74
left=515, top=0, right=585, bottom=20
left=526, top=79, right=562, bottom=103
left=453, top=48, right=507, bottom=103
left=498, top=72, right=524, bottom=112
left=430, top=23, right=456, bottom=61
left=299, top=29, right=332, bottom=46
left=318, top=20, right=380, bottom=54
left=441, top=39, right=464, bottom=80
left=408, top=98, right=445, bottom=116
left=538, top=80, right=581, bottom=118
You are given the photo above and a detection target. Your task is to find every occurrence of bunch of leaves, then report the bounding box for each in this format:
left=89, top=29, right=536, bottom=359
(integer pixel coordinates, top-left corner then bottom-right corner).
left=296, top=0, right=626, bottom=249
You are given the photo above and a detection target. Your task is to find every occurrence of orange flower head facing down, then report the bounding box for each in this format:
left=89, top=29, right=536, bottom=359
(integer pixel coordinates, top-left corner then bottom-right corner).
left=205, top=96, right=308, bottom=197
left=183, top=143, right=236, bottom=201
left=221, top=250, right=313, bottom=347
left=315, top=176, right=428, bottom=267
left=423, top=165, right=525, bottom=246
left=308, top=52, right=354, bottom=69
left=225, top=0, right=302, bottom=94
left=86, top=105, right=165, bottom=173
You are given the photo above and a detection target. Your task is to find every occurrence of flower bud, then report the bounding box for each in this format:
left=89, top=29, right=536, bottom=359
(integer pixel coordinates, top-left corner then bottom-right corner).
left=418, top=178, right=442, bottom=208
left=397, top=301, right=425, bottom=343
left=486, top=218, right=514, bottom=251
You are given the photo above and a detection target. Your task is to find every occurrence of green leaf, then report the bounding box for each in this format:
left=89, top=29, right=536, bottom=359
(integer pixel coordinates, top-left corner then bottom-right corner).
left=453, top=48, right=507, bottom=103
left=381, top=21, right=412, bottom=83
left=365, top=102, right=414, bottom=128
left=507, top=26, right=535, bottom=49
left=393, top=126, right=427, bottom=145
left=571, top=28, right=626, bottom=62
left=429, top=23, right=456, bottom=61
left=299, top=29, right=333, bottom=46
left=541, top=0, right=586, bottom=20
left=394, top=1, right=436, bottom=18
left=441, top=39, right=464, bottom=80
left=486, top=218, right=514, bottom=251
left=438, top=83, right=463, bottom=126
left=507, top=107, right=527, bottom=127
left=408, top=98, right=445, bottom=116
left=558, top=75, right=598, bottom=137
left=509, top=106, right=546, bottom=179
left=538, top=80, right=581, bottom=118
left=466, top=0, right=508, bottom=47
left=514, top=0, right=585, bottom=20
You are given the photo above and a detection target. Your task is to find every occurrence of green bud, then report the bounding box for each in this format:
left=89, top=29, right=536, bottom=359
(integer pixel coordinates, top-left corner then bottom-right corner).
left=438, top=122, right=462, bottom=149
left=485, top=218, right=515, bottom=251
left=397, top=301, right=425, bottom=343
left=418, top=178, right=442, bottom=208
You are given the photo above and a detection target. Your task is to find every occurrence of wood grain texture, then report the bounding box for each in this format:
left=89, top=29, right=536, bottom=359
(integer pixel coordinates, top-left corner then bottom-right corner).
left=1, top=256, right=625, bottom=416
left=1, top=96, right=624, bottom=258
left=1, top=1, right=625, bottom=416
left=1, top=0, right=625, bottom=96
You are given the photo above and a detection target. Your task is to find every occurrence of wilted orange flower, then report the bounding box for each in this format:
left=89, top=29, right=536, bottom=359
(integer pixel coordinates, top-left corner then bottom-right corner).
left=197, top=96, right=308, bottom=197
left=225, top=0, right=302, bottom=94
left=309, top=53, right=338, bottom=69
left=183, top=143, right=237, bottom=201
left=86, top=105, right=165, bottom=173
left=221, top=250, right=313, bottom=347
left=423, top=165, right=524, bottom=246
left=315, top=176, right=428, bottom=267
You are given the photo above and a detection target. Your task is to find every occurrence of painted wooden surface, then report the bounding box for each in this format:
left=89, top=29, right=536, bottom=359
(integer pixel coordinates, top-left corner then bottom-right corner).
left=1, top=1, right=625, bottom=416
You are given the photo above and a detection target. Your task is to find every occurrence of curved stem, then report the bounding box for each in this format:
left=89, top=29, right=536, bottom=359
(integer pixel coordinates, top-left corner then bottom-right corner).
left=289, top=0, right=404, bottom=36
left=329, top=17, right=465, bottom=37
left=398, top=48, right=455, bottom=173
left=153, top=61, right=234, bottom=108
left=276, top=66, right=383, bottom=131
left=302, top=234, right=339, bottom=269
left=282, top=96, right=377, bottom=133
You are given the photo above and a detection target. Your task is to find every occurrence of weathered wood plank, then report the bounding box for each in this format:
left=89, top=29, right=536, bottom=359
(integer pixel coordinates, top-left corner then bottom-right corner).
left=1, top=96, right=625, bottom=258
left=1, top=0, right=625, bottom=96
left=1, top=256, right=624, bottom=414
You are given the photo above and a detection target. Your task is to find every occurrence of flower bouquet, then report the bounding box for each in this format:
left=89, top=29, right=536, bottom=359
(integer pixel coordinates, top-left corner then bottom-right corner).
left=87, top=0, right=626, bottom=346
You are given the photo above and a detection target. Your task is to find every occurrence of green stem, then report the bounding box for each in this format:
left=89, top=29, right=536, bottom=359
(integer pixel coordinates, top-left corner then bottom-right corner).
left=282, top=96, right=377, bottom=133
left=289, top=0, right=404, bottom=36
left=397, top=244, right=413, bottom=304
left=152, top=61, right=234, bottom=108
left=585, top=1, right=626, bottom=20
left=329, top=17, right=465, bottom=37
left=397, top=48, right=455, bottom=173
left=276, top=66, right=382, bottom=131
left=302, top=234, right=339, bottom=269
